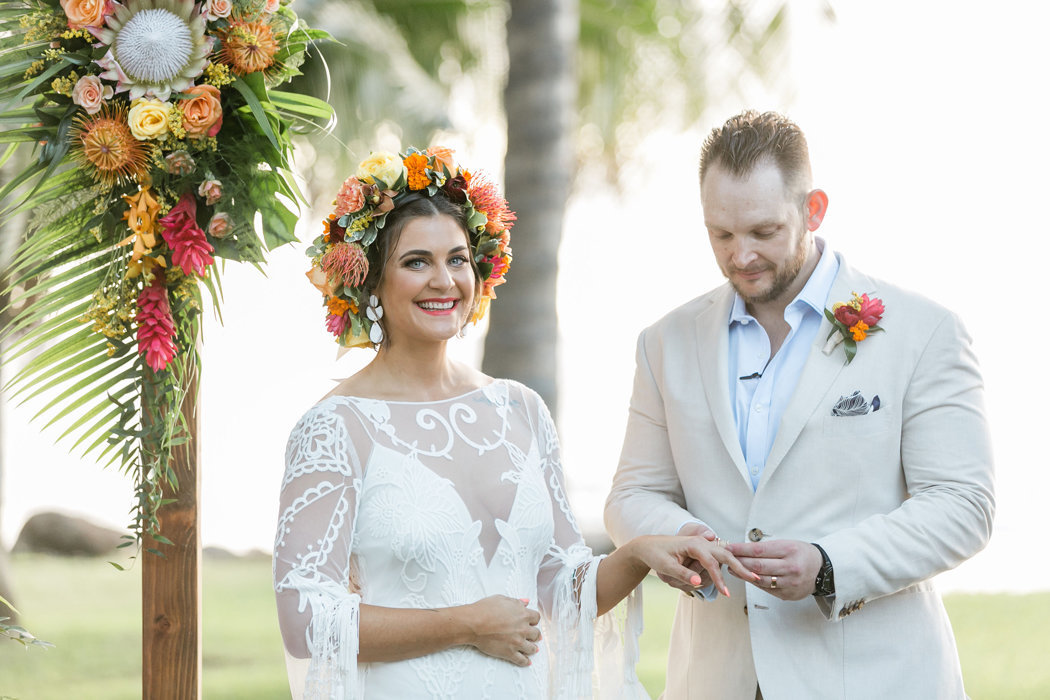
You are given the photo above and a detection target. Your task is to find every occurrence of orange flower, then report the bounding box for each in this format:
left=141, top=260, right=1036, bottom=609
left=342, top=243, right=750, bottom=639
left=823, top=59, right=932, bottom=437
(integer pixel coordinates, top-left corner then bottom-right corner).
left=426, top=146, right=457, bottom=176
left=404, top=153, right=431, bottom=190
left=179, top=85, right=223, bottom=138
left=70, top=102, right=149, bottom=186
left=850, top=320, right=869, bottom=341
left=216, top=20, right=279, bottom=75
left=120, top=188, right=161, bottom=266
left=60, top=0, right=111, bottom=30
left=327, top=296, right=351, bottom=316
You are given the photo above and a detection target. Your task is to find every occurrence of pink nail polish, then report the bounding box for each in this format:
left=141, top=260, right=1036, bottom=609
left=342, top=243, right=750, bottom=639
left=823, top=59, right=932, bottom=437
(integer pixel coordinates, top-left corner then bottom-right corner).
left=690, top=575, right=702, bottom=587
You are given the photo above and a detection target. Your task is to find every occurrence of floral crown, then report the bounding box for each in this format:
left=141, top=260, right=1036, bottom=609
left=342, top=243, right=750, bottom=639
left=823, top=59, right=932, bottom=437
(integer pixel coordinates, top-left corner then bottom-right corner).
left=306, top=147, right=515, bottom=348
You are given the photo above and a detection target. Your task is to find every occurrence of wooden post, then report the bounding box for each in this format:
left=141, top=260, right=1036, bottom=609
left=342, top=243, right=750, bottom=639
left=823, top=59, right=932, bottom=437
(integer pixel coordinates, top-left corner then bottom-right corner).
left=142, top=358, right=202, bottom=699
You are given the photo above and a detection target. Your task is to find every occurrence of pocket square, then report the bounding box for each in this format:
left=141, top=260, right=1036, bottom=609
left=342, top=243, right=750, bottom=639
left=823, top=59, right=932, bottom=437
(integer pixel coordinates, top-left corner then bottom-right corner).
left=831, top=390, right=881, bottom=416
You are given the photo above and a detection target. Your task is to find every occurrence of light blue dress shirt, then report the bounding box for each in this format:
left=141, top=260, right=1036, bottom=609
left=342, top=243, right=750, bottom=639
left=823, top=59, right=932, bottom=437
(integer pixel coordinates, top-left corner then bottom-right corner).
left=728, top=238, right=839, bottom=491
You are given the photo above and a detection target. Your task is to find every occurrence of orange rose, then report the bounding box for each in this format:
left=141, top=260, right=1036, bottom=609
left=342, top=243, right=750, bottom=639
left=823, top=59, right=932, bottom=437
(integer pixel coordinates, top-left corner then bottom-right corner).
left=60, top=0, right=111, bottom=29
left=179, top=85, right=223, bottom=139
left=426, top=146, right=457, bottom=176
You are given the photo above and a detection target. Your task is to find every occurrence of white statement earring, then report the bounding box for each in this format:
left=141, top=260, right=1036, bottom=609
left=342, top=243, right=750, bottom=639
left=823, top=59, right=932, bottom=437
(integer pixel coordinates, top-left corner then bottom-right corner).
left=366, top=294, right=384, bottom=346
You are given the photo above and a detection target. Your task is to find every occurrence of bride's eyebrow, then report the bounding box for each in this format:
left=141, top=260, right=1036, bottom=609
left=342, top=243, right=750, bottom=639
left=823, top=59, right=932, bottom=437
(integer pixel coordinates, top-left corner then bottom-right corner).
left=398, top=249, right=433, bottom=259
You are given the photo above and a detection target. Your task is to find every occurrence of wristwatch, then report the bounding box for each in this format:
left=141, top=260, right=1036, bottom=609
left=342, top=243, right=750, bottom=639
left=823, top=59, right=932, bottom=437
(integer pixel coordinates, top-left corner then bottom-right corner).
left=811, top=543, right=835, bottom=598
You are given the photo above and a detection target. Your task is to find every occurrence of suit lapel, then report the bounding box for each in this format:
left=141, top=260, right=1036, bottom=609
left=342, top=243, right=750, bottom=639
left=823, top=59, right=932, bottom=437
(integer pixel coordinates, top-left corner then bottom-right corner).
left=759, top=255, right=878, bottom=487
left=695, top=285, right=751, bottom=486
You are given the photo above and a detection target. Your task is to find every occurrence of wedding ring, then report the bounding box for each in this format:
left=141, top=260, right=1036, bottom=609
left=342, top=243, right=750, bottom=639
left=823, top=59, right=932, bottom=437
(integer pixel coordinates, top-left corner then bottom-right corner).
left=715, top=538, right=727, bottom=548
left=770, top=576, right=778, bottom=589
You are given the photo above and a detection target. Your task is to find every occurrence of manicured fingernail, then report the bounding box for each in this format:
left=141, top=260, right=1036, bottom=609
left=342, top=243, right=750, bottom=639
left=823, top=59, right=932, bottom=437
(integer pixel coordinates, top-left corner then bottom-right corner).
left=722, top=587, right=731, bottom=597
left=690, top=575, right=702, bottom=587
left=519, top=598, right=529, bottom=605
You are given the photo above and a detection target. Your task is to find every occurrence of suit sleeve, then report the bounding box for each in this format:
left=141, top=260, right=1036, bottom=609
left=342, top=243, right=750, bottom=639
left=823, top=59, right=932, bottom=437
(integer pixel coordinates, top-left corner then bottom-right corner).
left=817, top=310, right=995, bottom=620
left=605, top=328, right=700, bottom=544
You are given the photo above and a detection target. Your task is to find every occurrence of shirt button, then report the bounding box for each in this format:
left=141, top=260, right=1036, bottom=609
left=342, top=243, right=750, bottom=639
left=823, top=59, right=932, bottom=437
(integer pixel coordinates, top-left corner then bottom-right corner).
left=748, top=528, right=765, bottom=542
left=750, top=468, right=759, bottom=476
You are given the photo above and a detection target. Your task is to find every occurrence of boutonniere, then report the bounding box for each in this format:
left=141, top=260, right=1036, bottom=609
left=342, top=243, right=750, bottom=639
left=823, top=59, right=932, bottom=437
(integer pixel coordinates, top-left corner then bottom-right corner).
left=822, top=292, right=885, bottom=364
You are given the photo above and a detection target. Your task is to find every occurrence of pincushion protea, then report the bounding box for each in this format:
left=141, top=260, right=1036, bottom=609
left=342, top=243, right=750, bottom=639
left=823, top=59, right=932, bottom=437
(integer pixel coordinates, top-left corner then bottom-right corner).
left=321, top=242, right=369, bottom=289
left=214, top=19, right=280, bottom=76
left=136, top=277, right=177, bottom=372
left=69, top=102, right=149, bottom=186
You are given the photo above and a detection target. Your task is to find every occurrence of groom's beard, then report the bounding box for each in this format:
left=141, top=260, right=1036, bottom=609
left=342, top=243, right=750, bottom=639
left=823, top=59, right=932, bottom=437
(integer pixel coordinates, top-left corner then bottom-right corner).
left=727, top=231, right=809, bottom=306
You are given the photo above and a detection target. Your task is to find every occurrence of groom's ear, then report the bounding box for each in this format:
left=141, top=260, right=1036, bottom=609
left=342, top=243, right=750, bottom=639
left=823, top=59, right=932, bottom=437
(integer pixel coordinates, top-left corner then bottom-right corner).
left=804, top=189, right=829, bottom=231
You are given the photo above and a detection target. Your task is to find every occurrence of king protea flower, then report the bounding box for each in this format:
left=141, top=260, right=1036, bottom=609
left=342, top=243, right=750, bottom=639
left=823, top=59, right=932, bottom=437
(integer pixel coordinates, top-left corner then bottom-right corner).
left=69, top=102, right=149, bottom=186
left=137, top=277, right=178, bottom=372
left=95, top=0, right=212, bottom=101
left=160, top=192, right=214, bottom=275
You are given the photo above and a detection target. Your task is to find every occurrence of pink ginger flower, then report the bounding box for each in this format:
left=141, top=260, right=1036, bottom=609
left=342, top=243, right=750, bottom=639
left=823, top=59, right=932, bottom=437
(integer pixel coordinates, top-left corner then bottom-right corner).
left=160, top=191, right=214, bottom=275
left=333, top=176, right=366, bottom=217
left=322, top=242, right=369, bottom=288
left=326, top=312, right=348, bottom=337
left=136, top=278, right=178, bottom=372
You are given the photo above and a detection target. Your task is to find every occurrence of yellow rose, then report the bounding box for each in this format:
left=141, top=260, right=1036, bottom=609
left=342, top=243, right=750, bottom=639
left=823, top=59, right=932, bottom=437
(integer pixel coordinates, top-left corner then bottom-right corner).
left=128, top=99, right=171, bottom=141
left=356, top=151, right=405, bottom=187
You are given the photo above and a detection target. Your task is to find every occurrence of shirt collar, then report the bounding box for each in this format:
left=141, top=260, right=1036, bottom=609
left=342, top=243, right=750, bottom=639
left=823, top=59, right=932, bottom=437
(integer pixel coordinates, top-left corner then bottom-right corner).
left=728, top=236, right=839, bottom=326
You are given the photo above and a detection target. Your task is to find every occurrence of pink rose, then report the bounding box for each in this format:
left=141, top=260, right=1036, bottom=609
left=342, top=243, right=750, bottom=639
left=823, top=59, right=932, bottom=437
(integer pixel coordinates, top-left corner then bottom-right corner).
left=204, top=0, right=232, bottom=21
left=333, top=176, right=365, bottom=217
left=179, top=85, right=223, bottom=139
left=207, top=212, right=233, bottom=239
left=263, top=0, right=280, bottom=12
left=165, top=150, right=196, bottom=175
left=197, top=179, right=222, bottom=205
left=71, top=75, right=112, bottom=115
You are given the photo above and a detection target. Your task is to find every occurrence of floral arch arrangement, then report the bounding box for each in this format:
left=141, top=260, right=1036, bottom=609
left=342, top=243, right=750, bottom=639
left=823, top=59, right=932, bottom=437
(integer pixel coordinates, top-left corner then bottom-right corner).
left=0, top=0, right=333, bottom=544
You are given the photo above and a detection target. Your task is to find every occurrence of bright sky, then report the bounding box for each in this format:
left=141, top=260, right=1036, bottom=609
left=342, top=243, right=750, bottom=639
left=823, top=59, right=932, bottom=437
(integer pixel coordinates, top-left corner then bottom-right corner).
left=3, top=2, right=1047, bottom=594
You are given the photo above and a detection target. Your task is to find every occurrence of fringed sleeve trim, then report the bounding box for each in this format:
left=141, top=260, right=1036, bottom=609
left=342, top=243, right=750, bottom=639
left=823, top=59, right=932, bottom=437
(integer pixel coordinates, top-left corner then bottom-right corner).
left=545, top=546, right=649, bottom=699
left=303, top=589, right=362, bottom=699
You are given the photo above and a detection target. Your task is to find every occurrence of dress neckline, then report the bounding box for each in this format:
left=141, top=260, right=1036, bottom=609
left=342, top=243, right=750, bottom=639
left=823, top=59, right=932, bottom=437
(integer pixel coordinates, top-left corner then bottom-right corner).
left=326, top=377, right=504, bottom=406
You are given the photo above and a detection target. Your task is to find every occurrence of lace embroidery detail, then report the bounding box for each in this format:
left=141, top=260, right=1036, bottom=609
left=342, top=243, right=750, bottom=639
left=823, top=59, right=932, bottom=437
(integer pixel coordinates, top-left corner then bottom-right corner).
left=273, top=380, right=646, bottom=698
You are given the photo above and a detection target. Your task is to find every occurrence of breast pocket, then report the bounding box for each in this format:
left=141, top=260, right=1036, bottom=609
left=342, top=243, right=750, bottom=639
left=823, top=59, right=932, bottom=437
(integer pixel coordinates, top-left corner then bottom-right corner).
left=822, top=408, right=895, bottom=439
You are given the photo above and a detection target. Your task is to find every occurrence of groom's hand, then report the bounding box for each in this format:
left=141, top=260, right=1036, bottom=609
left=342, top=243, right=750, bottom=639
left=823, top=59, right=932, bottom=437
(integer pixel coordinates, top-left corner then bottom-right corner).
left=726, top=539, right=822, bottom=601
left=657, top=523, right=716, bottom=593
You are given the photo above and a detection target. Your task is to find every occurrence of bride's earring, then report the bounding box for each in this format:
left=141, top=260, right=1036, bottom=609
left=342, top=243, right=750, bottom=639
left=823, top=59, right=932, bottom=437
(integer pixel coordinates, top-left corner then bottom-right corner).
left=366, top=294, right=384, bottom=346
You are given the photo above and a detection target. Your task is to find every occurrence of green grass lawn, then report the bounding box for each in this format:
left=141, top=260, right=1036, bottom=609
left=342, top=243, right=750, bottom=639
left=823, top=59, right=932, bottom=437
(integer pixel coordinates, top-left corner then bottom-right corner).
left=1, top=553, right=1047, bottom=699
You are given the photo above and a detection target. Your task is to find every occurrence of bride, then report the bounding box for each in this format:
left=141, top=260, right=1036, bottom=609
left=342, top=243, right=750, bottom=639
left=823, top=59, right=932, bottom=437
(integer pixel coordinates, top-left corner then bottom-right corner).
left=273, top=148, right=755, bottom=698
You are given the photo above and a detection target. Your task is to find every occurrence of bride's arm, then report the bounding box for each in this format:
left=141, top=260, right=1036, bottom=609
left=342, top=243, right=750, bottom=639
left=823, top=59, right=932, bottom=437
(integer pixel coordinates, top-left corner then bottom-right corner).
left=594, top=535, right=759, bottom=616
left=359, top=596, right=540, bottom=666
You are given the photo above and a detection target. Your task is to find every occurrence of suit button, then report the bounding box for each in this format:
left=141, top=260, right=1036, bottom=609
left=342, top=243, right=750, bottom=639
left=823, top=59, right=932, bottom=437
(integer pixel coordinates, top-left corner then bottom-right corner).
left=748, top=528, right=764, bottom=542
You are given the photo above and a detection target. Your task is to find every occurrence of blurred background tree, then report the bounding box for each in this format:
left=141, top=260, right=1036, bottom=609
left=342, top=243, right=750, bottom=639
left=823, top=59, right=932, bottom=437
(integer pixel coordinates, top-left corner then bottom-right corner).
left=287, top=0, right=791, bottom=414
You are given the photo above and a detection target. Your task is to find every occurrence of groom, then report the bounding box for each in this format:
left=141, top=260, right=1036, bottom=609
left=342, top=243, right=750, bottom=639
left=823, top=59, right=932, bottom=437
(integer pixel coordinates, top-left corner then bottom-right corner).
left=604, top=111, right=994, bottom=699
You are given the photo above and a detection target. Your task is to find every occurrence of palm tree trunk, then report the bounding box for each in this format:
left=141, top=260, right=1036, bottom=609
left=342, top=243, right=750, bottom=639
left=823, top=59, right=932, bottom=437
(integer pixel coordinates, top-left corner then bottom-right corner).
left=482, top=0, right=578, bottom=415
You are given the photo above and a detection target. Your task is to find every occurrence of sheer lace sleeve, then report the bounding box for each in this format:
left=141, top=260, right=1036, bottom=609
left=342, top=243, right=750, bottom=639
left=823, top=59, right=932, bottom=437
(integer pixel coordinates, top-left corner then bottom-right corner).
left=524, top=387, right=648, bottom=699
left=273, top=399, right=365, bottom=699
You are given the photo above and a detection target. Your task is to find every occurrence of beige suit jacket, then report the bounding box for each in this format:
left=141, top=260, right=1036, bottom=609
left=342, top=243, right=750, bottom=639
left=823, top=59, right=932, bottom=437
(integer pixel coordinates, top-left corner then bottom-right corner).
left=605, top=254, right=994, bottom=700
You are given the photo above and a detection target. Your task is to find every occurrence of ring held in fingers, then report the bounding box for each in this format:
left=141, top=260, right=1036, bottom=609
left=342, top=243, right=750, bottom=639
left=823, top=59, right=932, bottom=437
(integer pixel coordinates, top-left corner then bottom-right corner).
left=714, top=538, right=728, bottom=548
left=770, top=576, right=778, bottom=590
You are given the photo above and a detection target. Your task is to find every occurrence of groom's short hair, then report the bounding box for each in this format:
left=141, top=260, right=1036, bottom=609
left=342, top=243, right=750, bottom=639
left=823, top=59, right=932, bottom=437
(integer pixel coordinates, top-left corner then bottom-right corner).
left=699, top=110, right=813, bottom=200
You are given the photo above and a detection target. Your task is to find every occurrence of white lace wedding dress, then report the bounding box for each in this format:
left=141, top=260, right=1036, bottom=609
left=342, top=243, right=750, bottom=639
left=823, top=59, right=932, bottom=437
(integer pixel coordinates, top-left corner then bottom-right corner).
left=273, top=379, right=646, bottom=699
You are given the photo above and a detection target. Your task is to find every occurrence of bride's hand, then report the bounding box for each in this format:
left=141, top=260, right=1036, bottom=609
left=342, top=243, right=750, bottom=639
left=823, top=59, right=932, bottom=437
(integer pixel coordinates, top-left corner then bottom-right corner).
left=633, top=535, right=760, bottom=597
left=461, top=595, right=542, bottom=667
